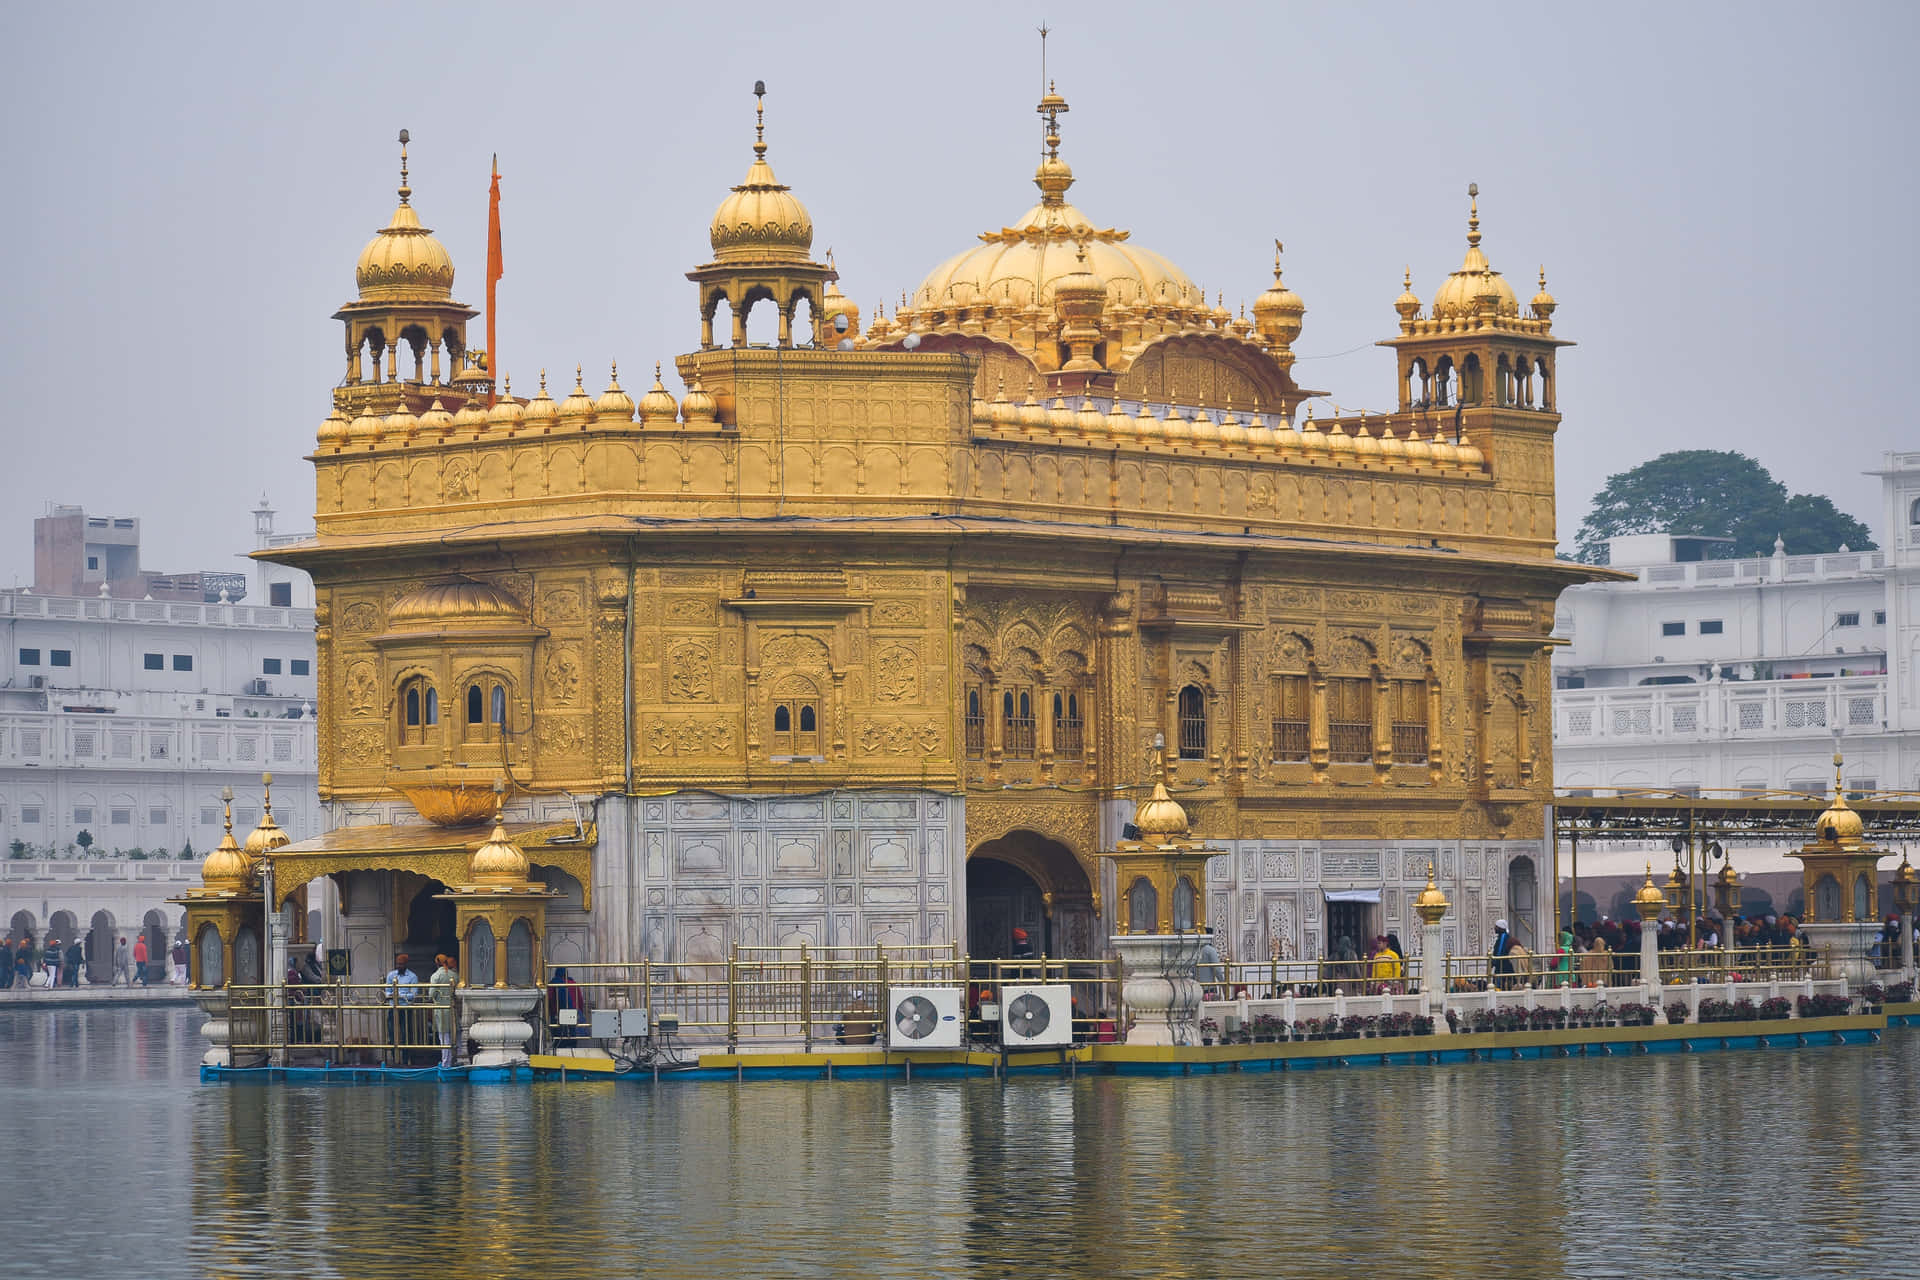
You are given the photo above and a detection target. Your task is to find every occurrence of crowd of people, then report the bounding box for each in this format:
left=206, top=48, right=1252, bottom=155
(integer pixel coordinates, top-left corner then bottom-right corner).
left=1481, top=911, right=1883, bottom=989
left=0, top=931, right=187, bottom=990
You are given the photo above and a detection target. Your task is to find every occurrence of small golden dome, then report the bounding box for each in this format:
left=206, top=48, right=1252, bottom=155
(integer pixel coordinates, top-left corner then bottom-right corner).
left=468, top=805, right=530, bottom=885
left=522, top=371, right=558, bottom=427
left=1813, top=797, right=1866, bottom=848
left=639, top=363, right=679, bottom=427
left=1053, top=248, right=1107, bottom=319
left=1017, top=386, right=1048, bottom=433
left=596, top=363, right=634, bottom=421
left=243, top=772, right=292, bottom=857
left=355, top=136, right=455, bottom=302
left=681, top=375, right=717, bottom=427
left=1352, top=423, right=1382, bottom=459
left=1161, top=409, right=1194, bottom=446
left=1401, top=429, right=1433, bottom=464
left=417, top=398, right=455, bottom=437
left=1297, top=409, right=1331, bottom=454
left=1431, top=186, right=1519, bottom=321
left=1076, top=398, right=1108, bottom=439
left=1413, top=861, right=1450, bottom=923
left=821, top=269, right=860, bottom=343
left=1394, top=267, right=1421, bottom=321
left=1189, top=411, right=1222, bottom=447
left=386, top=578, right=527, bottom=629
left=200, top=794, right=251, bottom=891
left=558, top=367, right=596, bottom=422
left=487, top=375, right=524, bottom=430
left=1531, top=266, right=1557, bottom=320
left=317, top=407, right=350, bottom=449
left=1633, top=863, right=1668, bottom=919
left=1134, top=780, right=1190, bottom=838
left=709, top=89, right=814, bottom=265
left=1325, top=421, right=1357, bottom=455
left=347, top=407, right=383, bottom=446
left=384, top=397, right=419, bottom=440
left=1428, top=429, right=1459, bottom=465
left=451, top=399, right=488, bottom=433
left=1456, top=440, right=1485, bottom=467
left=1252, top=243, right=1306, bottom=348
left=1377, top=426, right=1406, bottom=460
left=1105, top=398, right=1135, bottom=438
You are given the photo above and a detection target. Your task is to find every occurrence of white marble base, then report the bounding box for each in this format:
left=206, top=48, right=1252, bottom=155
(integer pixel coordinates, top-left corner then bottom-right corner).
left=464, top=988, right=540, bottom=1067
left=1111, top=934, right=1205, bottom=1046
left=1798, top=922, right=1883, bottom=990
left=195, top=989, right=231, bottom=1067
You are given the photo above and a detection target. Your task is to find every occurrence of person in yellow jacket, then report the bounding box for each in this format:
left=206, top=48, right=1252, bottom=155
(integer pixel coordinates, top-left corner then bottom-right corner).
left=1369, top=936, right=1404, bottom=993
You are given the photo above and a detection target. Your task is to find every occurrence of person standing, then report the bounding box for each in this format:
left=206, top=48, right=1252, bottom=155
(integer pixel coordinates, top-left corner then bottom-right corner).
left=62, top=938, right=83, bottom=988
left=132, top=933, right=149, bottom=987
left=0, top=935, right=13, bottom=991
left=41, top=939, right=60, bottom=988
left=429, top=954, right=458, bottom=1068
left=383, top=953, right=419, bottom=1064
left=171, top=938, right=189, bottom=985
left=113, top=937, right=132, bottom=986
left=1491, top=919, right=1515, bottom=987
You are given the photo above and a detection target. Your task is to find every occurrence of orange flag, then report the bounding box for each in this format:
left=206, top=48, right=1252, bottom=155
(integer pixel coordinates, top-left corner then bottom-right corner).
left=486, top=154, right=503, bottom=407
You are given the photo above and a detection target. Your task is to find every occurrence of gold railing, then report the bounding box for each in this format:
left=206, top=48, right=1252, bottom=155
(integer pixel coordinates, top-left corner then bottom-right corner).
left=542, top=947, right=1123, bottom=1052
left=224, top=981, right=455, bottom=1064
left=1443, top=944, right=1815, bottom=990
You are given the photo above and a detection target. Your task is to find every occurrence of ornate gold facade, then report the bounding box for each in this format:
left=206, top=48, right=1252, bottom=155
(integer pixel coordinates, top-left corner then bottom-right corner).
left=261, top=81, right=1600, bottom=963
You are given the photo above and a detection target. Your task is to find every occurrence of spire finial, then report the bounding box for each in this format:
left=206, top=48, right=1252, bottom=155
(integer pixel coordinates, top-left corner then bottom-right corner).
left=539, top=368, right=547, bottom=395
left=1466, top=182, right=1481, bottom=248
left=221, top=785, right=234, bottom=837
left=1404, top=265, right=1413, bottom=291
left=261, top=772, right=273, bottom=818
left=609, top=359, right=619, bottom=385
left=502, top=373, right=511, bottom=397
left=1273, top=238, right=1285, bottom=283
left=575, top=364, right=584, bottom=392
left=492, top=776, right=506, bottom=825
left=396, top=128, right=412, bottom=205
left=753, top=80, right=767, bottom=160
left=1539, top=264, right=1548, bottom=291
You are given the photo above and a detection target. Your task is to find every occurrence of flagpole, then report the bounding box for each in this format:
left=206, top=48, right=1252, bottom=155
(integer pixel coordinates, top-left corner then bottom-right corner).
left=486, top=154, right=502, bottom=408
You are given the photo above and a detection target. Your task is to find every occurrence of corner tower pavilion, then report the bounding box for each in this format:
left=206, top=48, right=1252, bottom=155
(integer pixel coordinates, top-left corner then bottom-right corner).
left=252, top=84, right=1598, bottom=984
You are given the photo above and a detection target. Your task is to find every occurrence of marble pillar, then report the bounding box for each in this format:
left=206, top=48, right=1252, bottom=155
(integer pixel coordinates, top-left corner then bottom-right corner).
left=1111, top=934, right=1205, bottom=1046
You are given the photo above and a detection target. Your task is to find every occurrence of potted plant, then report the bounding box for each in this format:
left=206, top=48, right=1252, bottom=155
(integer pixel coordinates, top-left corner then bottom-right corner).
left=1409, top=1014, right=1435, bottom=1036
left=1252, top=1013, right=1283, bottom=1043
left=1298, top=1017, right=1324, bottom=1041
left=1886, top=981, right=1914, bottom=1004
left=1339, top=1015, right=1371, bottom=1039
left=1665, top=1001, right=1691, bottom=1026
left=1862, top=983, right=1886, bottom=1012
left=1199, top=1017, right=1218, bottom=1046
left=1615, top=1002, right=1655, bottom=1027
left=1758, top=997, right=1792, bottom=1020
left=1797, top=993, right=1851, bottom=1018
left=1386, top=1011, right=1415, bottom=1037
left=1729, top=997, right=1757, bottom=1022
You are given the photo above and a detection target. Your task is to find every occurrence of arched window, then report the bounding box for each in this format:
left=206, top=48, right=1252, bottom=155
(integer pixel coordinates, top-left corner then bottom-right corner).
left=1177, top=685, right=1206, bottom=760
left=1910, top=496, right=1920, bottom=526
left=1052, top=691, right=1083, bottom=759
left=467, top=683, right=484, bottom=725
left=491, top=685, right=507, bottom=726
left=1003, top=687, right=1035, bottom=759
left=1127, top=877, right=1158, bottom=935
left=1506, top=856, right=1538, bottom=950
left=964, top=688, right=985, bottom=759
left=1271, top=673, right=1309, bottom=762
left=1173, top=877, right=1197, bottom=932
left=400, top=677, right=436, bottom=746
left=771, top=694, right=820, bottom=756
left=464, top=679, right=509, bottom=743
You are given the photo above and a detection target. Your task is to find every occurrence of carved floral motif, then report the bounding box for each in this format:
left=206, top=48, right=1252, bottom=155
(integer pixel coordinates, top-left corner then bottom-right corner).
left=666, top=644, right=713, bottom=701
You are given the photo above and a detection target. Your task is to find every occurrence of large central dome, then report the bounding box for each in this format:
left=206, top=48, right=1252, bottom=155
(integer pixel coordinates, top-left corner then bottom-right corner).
left=907, top=87, right=1204, bottom=316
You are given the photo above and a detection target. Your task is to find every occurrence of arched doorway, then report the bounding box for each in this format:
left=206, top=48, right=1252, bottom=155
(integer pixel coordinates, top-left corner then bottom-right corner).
left=88, top=910, right=117, bottom=984
left=47, top=910, right=79, bottom=966
left=404, top=881, right=458, bottom=966
left=142, top=911, right=168, bottom=984
left=1507, top=856, right=1538, bottom=950
left=966, top=830, right=1095, bottom=959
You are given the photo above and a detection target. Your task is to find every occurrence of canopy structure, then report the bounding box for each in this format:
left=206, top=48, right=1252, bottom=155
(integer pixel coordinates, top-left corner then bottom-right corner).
left=266, top=819, right=595, bottom=911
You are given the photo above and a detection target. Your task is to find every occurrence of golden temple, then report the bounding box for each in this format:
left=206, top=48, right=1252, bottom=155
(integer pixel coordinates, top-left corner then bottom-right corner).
left=192, top=79, right=1601, bottom=988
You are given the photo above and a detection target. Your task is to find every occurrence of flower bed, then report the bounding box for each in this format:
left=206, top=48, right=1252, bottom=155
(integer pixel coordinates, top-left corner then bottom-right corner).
left=1798, top=993, right=1852, bottom=1018
left=1758, top=997, right=1793, bottom=1020
left=1665, top=1001, right=1691, bottom=1026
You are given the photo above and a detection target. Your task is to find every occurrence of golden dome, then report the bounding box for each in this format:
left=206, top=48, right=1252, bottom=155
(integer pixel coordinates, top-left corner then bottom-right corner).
left=1104, top=398, right=1134, bottom=438
left=1217, top=406, right=1249, bottom=450
left=1633, top=863, right=1668, bottom=918
left=1531, top=266, right=1557, bottom=321
left=558, top=367, right=596, bottom=422
left=709, top=90, right=814, bottom=265
left=243, top=772, right=292, bottom=857
left=384, top=397, right=419, bottom=440
left=1352, top=423, right=1382, bottom=459
left=347, top=408, right=382, bottom=446
left=1252, top=243, right=1305, bottom=348
left=1428, top=429, right=1459, bottom=465
left=680, top=375, right=717, bottom=426
left=1401, top=429, right=1433, bottom=464
left=820, top=267, right=860, bottom=343
left=1394, top=267, right=1421, bottom=321
left=1377, top=426, right=1406, bottom=460
left=1134, top=780, right=1190, bottom=838
left=418, top=398, right=455, bottom=437
left=200, top=793, right=251, bottom=892
left=1412, top=861, right=1450, bottom=923
left=317, top=407, right=349, bottom=449
left=1189, top=411, right=1222, bottom=447
left=596, top=363, right=635, bottom=421
left=1430, top=187, right=1519, bottom=321
left=1813, top=789, right=1866, bottom=848
left=905, top=86, right=1205, bottom=320
left=386, top=578, right=527, bottom=630
left=451, top=399, right=489, bottom=433
left=638, top=363, right=679, bottom=427
left=354, top=138, right=455, bottom=303
left=1325, top=421, right=1357, bottom=455
left=1075, top=398, right=1107, bottom=439
left=469, top=809, right=531, bottom=885
left=522, top=371, right=558, bottom=427
left=1161, top=409, right=1194, bottom=446
left=487, top=375, right=524, bottom=431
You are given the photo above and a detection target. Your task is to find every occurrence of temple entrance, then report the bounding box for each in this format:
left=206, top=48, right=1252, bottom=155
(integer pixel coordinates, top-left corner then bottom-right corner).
left=966, top=830, right=1096, bottom=959
left=403, top=881, right=458, bottom=966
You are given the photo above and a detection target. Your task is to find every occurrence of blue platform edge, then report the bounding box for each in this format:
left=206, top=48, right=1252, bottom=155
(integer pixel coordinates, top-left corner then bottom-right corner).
left=200, top=1026, right=1888, bottom=1084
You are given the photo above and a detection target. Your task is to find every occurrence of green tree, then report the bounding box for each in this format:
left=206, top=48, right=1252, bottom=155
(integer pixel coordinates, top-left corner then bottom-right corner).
left=179, top=841, right=196, bottom=861
left=8, top=839, right=26, bottom=860
left=75, top=828, right=94, bottom=854
left=1574, top=450, right=1874, bottom=563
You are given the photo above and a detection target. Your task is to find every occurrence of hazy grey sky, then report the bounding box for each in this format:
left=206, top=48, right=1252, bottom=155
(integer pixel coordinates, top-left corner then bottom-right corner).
left=2, top=1, right=1913, bottom=578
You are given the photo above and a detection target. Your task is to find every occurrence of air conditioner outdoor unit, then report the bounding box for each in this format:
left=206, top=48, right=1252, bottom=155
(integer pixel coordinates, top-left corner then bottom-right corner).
left=998, top=984, right=1074, bottom=1048
left=244, top=678, right=270, bottom=695
left=886, top=986, right=963, bottom=1050
left=28, top=675, right=44, bottom=689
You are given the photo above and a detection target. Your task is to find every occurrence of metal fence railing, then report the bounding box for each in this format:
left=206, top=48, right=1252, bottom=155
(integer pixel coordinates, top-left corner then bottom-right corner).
left=224, top=981, right=455, bottom=1065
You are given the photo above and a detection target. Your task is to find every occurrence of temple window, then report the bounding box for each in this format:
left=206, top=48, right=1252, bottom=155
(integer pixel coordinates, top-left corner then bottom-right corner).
left=1390, top=678, right=1429, bottom=765
left=1173, top=877, right=1197, bottom=932
left=400, top=677, right=437, bottom=746
left=1177, top=685, right=1207, bottom=761
left=465, top=679, right=510, bottom=742
left=772, top=700, right=820, bottom=756
left=1328, top=677, right=1373, bottom=764
left=1052, top=691, right=1084, bottom=759
left=1127, top=877, right=1158, bottom=935
left=1271, top=674, right=1309, bottom=761
left=1003, top=688, right=1036, bottom=760
left=964, top=687, right=985, bottom=759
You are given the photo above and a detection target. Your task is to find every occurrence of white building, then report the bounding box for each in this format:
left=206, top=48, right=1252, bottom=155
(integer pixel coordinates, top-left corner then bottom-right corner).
left=0, top=505, right=319, bottom=974
left=1552, top=451, right=1920, bottom=875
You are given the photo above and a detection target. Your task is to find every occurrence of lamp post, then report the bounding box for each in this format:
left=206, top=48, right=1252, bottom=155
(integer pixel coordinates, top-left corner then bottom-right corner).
left=1412, top=861, right=1450, bottom=1032
left=1712, top=844, right=1740, bottom=967
left=1635, top=863, right=1667, bottom=996
left=1892, top=855, right=1917, bottom=985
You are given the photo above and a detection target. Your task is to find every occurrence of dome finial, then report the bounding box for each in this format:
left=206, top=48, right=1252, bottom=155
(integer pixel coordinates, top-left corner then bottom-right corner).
left=753, top=79, right=767, bottom=160
left=1466, top=182, right=1481, bottom=248
left=221, top=785, right=233, bottom=837
left=397, top=128, right=411, bottom=205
